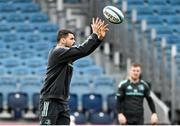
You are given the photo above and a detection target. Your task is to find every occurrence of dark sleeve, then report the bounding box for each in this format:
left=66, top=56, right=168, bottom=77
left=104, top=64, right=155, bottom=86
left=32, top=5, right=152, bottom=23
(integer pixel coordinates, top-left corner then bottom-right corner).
left=144, top=82, right=156, bottom=113
left=54, top=33, right=102, bottom=62
left=116, top=83, right=125, bottom=113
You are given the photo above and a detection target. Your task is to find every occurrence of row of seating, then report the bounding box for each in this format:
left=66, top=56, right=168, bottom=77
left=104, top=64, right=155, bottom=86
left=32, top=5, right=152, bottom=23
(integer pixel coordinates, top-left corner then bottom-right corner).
left=0, top=92, right=117, bottom=124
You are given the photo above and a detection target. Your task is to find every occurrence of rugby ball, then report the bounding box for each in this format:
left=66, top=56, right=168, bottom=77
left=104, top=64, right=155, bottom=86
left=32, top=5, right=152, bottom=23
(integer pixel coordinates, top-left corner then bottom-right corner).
left=103, top=6, right=124, bottom=24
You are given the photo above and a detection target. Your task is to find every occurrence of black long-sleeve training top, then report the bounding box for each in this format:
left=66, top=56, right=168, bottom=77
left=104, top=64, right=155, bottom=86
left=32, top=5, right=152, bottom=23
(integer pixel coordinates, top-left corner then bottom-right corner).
left=116, top=79, right=156, bottom=117
left=40, top=33, right=102, bottom=103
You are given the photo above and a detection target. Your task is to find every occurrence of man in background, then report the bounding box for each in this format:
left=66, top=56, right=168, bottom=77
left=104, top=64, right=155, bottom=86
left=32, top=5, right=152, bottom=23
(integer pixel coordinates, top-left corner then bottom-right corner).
left=116, top=63, right=158, bottom=125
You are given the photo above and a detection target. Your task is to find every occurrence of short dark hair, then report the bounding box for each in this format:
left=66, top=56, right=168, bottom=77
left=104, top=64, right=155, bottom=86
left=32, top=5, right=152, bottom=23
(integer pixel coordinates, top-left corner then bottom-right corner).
left=57, top=29, right=74, bottom=43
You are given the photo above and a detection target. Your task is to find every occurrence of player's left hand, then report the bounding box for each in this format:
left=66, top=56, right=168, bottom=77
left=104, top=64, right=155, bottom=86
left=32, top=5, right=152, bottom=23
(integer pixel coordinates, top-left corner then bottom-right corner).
left=151, top=113, right=158, bottom=125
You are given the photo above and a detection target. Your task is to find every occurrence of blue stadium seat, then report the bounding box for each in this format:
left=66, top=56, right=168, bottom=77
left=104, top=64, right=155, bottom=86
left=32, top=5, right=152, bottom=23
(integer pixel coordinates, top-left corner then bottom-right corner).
left=93, top=75, right=115, bottom=86
left=94, top=84, right=115, bottom=101
left=31, top=41, right=52, bottom=51
left=127, top=0, right=144, bottom=5
left=153, top=6, right=176, bottom=16
left=70, top=82, right=90, bottom=101
left=74, top=57, right=94, bottom=68
left=6, top=13, right=26, bottom=23
left=2, top=58, right=21, bottom=69
left=0, top=84, right=17, bottom=105
left=0, top=0, right=8, bottom=3
left=107, top=94, right=117, bottom=113
left=0, top=76, right=17, bottom=85
left=25, top=33, right=42, bottom=43
left=82, top=93, right=103, bottom=112
left=0, top=4, right=16, bottom=12
left=29, top=13, right=48, bottom=23
left=42, top=33, right=57, bottom=42
left=71, top=75, right=93, bottom=84
left=9, top=41, right=29, bottom=52
left=12, top=0, right=32, bottom=3
left=0, top=42, right=6, bottom=50
left=147, top=0, right=168, bottom=6
left=19, top=75, right=42, bottom=85
left=18, top=3, right=40, bottom=13
left=89, top=112, right=113, bottom=124
left=7, top=92, right=28, bottom=118
left=0, top=49, right=12, bottom=59
left=37, top=23, right=59, bottom=33
left=79, top=65, right=104, bottom=76
left=32, top=93, right=39, bottom=114
left=11, top=66, right=31, bottom=77
left=33, top=66, right=47, bottom=76
left=16, top=24, right=35, bottom=33
left=69, top=93, right=78, bottom=112
left=0, top=67, right=7, bottom=76
left=71, top=112, right=87, bottom=124
left=165, top=16, right=180, bottom=25
left=20, top=84, right=41, bottom=106
left=2, top=33, right=19, bottom=42
left=169, top=0, right=180, bottom=6
left=25, top=57, right=46, bottom=68
left=16, top=50, right=36, bottom=59
left=0, top=23, right=11, bottom=32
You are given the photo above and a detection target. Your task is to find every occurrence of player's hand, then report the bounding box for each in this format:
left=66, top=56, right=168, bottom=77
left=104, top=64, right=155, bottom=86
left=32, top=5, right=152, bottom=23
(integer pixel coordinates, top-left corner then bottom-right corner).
left=91, top=17, right=109, bottom=40
left=118, top=113, right=127, bottom=125
left=151, top=113, right=158, bottom=125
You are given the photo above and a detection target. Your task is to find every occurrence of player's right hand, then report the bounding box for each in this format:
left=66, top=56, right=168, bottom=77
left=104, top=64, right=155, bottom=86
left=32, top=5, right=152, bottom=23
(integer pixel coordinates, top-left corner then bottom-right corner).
left=118, top=113, right=127, bottom=125
left=91, top=17, right=109, bottom=40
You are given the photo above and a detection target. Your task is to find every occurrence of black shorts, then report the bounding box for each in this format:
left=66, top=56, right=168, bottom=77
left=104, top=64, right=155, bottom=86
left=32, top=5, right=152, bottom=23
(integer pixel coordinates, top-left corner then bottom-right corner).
left=39, top=98, right=70, bottom=125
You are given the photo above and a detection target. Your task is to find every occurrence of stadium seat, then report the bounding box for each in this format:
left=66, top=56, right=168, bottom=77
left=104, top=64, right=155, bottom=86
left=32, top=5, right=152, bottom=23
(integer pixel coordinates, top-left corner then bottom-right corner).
left=11, top=66, right=31, bottom=78
left=6, top=13, right=26, bottom=23
left=0, top=4, right=16, bottom=12
left=0, top=67, right=7, bottom=76
left=153, top=6, right=176, bottom=16
left=127, top=0, right=144, bottom=5
left=37, top=23, right=59, bottom=33
left=20, top=84, right=41, bottom=107
left=31, top=41, right=53, bottom=51
left=69, top=94, right=78, bottom=112
left=32, top=93, right=40, bottom=114
left=70, top=82, right=90, bottom=102
left=42, top=33, right=57, bottom=42
left=0, top=76, right=17, bottom=85
left=79, top=65, right=104, bottom=76
left=89, top=112, right=113, bottom=124
left=2, top=58, right=21, bottom=69
left=7, top=92, right=28, bottom=118
left=0, top=49, right=12, bottom=59
left=18, top=3, right=40, bottom=13
left=71, top=74, right=93, bottom=84
left=147, top=0, right=168, bottom=6
left=19, top=75, right=42, bottom=85
left=9, top=41, right=29, bottom=52
left=74, top=57, right=94, bottom=68
left=2, top=33, right=19, bottom=42
left=16, top=50, right=36, bottom=59
left=29, top=13, right=49, bottom=23
left=0, top=84, right=17, bottom=105
left=25, top=33, right=42, bottom=43
left=25, top=57, right=46, bottom=69
left=71, top=112, right=87, bottom=124
left=169, top=0, right=180, bottom=6
left=82, top=93, right=103, bottom=113
left=93, top=75, right=115, bottom=86
left=0, top=23, right=11, bottom=32
left=16, top=24, right=35, bottom=33
left=107, top=94, right=117, bottom=113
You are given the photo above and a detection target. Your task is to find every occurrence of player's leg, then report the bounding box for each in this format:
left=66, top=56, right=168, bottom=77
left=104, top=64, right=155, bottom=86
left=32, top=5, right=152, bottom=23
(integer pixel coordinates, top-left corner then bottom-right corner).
left=39, top=99, right=59, bottom=125
left=56, top=104, right=70, bottom=125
